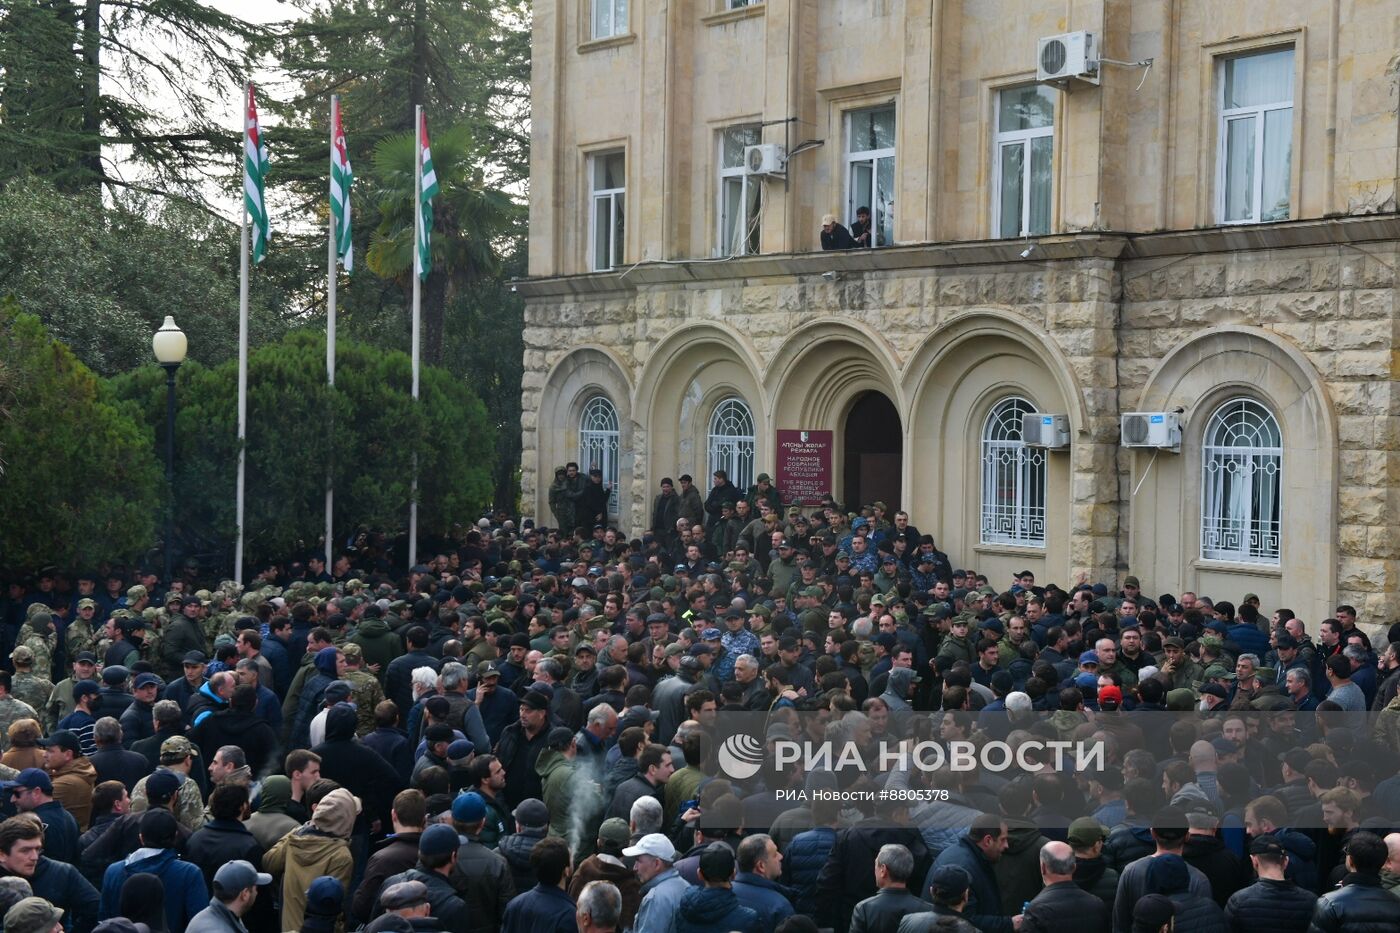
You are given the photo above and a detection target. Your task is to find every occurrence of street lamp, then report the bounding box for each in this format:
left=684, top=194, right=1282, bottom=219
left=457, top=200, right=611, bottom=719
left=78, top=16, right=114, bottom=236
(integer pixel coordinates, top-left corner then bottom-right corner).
left=152, top=316, right=187, bottom=586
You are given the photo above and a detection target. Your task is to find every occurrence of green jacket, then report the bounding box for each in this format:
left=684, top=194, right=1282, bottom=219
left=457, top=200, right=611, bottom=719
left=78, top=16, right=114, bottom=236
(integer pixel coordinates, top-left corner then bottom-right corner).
left=937, top=633, right=973, bottom=665
left=536, top=749, right=577, bottom=841
left=350, top=618, right=403, bottom=680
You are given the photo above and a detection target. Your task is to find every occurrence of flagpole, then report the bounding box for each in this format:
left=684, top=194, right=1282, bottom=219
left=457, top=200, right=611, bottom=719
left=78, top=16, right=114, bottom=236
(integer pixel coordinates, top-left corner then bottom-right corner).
left=409, top=103, right=422, bottom=571
left=235, top=80, right=251, bottom=587
left=325, top=94, right=338, bottom=569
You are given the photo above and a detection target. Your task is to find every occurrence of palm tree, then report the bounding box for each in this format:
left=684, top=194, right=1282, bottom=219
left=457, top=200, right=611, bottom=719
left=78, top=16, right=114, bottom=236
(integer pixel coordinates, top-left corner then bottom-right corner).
left=366, top=123, right=519, bottom=365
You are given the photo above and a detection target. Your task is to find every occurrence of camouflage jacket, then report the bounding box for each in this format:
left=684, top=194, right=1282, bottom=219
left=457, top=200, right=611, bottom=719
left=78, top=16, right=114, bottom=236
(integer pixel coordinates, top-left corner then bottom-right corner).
left=0, top=696, right=38, bottom=752
left=12, top=674, right=54, bottom=726
left=345, top=670, right=384, bottom=737
left=131, top=769, right=206, bottom=833
left=64, top=620, right=97, bottom=661
left=17, top=630, right=57, bottom=682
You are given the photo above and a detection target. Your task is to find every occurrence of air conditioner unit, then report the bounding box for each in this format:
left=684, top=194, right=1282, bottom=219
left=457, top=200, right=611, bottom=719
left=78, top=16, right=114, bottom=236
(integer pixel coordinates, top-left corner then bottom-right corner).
left=1121, top=412, right=1181, bottom=450
left=744, top=144, right=786, bottom=175
left=1021, top=413, right=1071, bottom=449
left=1037, top=31, right=1099, bottom=85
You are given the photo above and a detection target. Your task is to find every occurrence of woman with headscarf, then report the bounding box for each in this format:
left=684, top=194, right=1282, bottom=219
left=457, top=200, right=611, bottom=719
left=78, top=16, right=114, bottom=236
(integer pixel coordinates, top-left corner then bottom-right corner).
left=244, top=775, right=300, bottom=850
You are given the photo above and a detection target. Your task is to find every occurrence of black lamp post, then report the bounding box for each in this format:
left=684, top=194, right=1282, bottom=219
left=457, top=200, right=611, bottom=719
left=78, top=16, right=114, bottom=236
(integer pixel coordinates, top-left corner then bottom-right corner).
left=152, top=316, right=187, bottom=585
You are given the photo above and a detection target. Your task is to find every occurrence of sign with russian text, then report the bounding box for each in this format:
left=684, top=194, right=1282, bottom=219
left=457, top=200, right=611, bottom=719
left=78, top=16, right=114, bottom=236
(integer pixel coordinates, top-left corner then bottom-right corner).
left=776, top=429, right=833, bottom=505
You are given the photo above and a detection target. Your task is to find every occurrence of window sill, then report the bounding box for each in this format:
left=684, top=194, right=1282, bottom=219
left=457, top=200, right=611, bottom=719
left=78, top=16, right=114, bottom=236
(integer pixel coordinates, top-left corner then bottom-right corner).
left=578, top=33, right=636, bottom=54
left=973, top=543, right=1047, bottom=558
left=1192, top=559, right=1282, bottom=577
left=702, top=4, right=765, bottom=27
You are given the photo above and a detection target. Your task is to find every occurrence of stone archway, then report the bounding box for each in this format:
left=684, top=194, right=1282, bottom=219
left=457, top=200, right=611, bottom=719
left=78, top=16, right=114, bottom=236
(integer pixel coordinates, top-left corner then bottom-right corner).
left=843, top=391, right=903, bottom=511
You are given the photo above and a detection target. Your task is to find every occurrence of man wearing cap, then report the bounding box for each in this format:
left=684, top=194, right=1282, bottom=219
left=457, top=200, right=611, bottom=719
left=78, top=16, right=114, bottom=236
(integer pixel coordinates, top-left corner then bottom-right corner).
left=130, top=736, right=205, bottom=832
left=12, top=649, right=54, bottom=731
left=4, top=770, right=79, bottom=866
left=495, top=690, right=553, bottom=809
left=373, top=824, right=469, bottom=933
left=568, top=819, right=639, bottom=930
left=116, top=673, right=161, bottom=749
left=66, top=600, right=99, bottom=664
left=673, top=842, right=761, bottom=933
left=0, top=674, right=37, bottom=755
left=34, top=729, right=94, bottom=831
left=1157, top=637, right=1203, bottom=691
left=99, top=808, right=207, bottom=931
left=497, top=799, right=550, bottom=894
left=5, top=896, right=63, bottom=933
left=703, top=470, right=743, bottom=530
left=627, top=833, right=688, bottom=933
left=161, top=598, right=207, bottom=682
left=338, top=643, right=385, bottom=737
left=17, top=615, right=56, bottom=685
left=894, top=865, right=975, bottom=933
left=187, top=859, right=269, bottom=933
left=1066, top=817, right=1117, bottom=921
left=746, top=473, right=781, bottom=515
left=1222, top=835, right=1316, bottom=931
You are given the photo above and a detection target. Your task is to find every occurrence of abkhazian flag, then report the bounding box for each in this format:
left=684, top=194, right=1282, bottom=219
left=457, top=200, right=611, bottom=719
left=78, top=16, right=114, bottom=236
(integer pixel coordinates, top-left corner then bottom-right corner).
left=330, top=101, right=353, bottom=271
left=416, top=112, right=440, bottom=281
left=244, top=84, right=270, bottom=264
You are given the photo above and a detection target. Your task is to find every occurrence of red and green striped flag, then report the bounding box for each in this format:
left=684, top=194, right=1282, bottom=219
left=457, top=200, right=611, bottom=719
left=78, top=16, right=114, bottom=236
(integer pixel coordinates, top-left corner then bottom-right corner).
left=330, top=99, right=352, bottom=271
left=243, top=84, right=270, bottom=264
left=415, top=112, right=439, bottom=281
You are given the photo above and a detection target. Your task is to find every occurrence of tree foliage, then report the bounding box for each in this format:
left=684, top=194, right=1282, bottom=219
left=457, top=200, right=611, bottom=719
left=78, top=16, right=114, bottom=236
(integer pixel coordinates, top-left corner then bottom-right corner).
left=0, top=0, right=265, bottom=200
left=0, top=300, right=161, bottom=571
left=111, top=329, right=494, bottom=572
left=0, top=182, right=299, bottom=375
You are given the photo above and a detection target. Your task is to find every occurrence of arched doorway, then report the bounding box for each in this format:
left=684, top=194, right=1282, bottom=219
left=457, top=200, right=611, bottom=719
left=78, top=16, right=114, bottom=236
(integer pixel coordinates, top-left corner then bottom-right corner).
left=843, top=391, right=902, bottom=511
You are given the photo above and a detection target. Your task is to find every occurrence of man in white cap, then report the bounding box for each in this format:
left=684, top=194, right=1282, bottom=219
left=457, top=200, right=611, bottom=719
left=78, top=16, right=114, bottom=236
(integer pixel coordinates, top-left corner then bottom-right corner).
left=820, top=213, right=856, bottom=251
left=186, top=859, right=271, bottom=933
left=627, top=833, right=689, bottom=933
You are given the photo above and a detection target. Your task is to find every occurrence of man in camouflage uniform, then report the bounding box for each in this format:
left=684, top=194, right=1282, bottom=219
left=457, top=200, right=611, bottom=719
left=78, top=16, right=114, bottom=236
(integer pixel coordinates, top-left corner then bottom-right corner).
left=16, top=612, right=57, bottom=684
left=66, top=600, right=99, bottom=661
left=130, top=735, right=206, bottom=832
left=0, top=671, right=38, bottom=753
left=340, top=643, right=384, bottom=737
left=10, top=647, right=55, bottom=727
left=125, top=584, right=150, bottom=615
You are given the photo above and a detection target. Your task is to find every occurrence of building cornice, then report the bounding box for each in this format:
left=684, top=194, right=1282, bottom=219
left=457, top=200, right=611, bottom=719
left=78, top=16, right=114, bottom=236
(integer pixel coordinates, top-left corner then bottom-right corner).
left=514, top=213, right=1400, bottom=300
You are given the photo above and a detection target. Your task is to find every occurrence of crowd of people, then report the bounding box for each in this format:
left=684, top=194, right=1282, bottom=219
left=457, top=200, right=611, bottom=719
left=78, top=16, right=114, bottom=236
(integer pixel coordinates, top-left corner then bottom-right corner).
left=0, top=467, right=1399, bottom=933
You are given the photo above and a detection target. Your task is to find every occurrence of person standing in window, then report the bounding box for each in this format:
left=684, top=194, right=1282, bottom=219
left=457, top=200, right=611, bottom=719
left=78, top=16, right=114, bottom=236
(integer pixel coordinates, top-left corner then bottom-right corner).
left=820, top=214, right=855, bottom=251
left=849, top=207, right=873, bottom=248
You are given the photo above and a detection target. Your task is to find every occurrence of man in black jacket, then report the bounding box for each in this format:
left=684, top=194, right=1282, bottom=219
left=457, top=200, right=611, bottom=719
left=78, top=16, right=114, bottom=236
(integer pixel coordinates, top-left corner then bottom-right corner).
left=1224, top=837, right=1316, bottom=933
left=118, top=673, right=161, bottom=749
left=374, top=826, right=469, bottom=932
left=1308, top=831, right=1400, bottom=933
left=446, top=791, right=515, bottom=933
left=848, top=843, right=930, bottom=933
left=1020, top=841, right=1108, bottom=933
left=815, top=807, right=931, bottom=933
left=185, top=784, right=263, bottom=890
left=88, top=718, right=149, bottom=792
left=576, top=469, right=611, bottom=530
left=385, top=627, right=439, bottom=716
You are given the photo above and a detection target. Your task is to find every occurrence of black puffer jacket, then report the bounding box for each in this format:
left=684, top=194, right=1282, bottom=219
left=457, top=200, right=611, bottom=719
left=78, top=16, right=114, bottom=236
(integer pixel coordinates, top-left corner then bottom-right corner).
left=1225, top=878, right=1317, bottom=933
left=1307, top=874, right=1400, bottom=933
left=497, top=828, right=546, bottom=894
left=1166, top=891, right=1228, bottom=933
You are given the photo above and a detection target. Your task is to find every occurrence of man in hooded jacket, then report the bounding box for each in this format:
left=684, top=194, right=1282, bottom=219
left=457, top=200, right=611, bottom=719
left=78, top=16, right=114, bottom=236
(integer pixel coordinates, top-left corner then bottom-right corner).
left=291, top=647, right=346, bottom=750
left=263, top=787, right=359, bottom=930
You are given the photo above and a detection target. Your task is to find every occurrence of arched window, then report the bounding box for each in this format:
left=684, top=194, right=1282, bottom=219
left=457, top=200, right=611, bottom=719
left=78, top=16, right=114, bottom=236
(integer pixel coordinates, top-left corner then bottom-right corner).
left=1201, top=398, right=1281, bottom=564
left=980, top=397, right=1046, bottom=547
left=708, top=397, right=756, bottom=492
left=579, top=396, right=620, bottom=517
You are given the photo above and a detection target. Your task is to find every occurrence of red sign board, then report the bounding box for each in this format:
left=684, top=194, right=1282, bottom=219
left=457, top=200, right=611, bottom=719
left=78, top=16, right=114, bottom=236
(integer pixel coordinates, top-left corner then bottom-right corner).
left=776, top=430, right=834, bottom=505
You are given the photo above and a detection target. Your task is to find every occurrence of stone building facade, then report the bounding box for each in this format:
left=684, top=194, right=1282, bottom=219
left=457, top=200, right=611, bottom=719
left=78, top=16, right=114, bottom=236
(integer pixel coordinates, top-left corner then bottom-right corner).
left=519, top=0, right=1400, bottom=624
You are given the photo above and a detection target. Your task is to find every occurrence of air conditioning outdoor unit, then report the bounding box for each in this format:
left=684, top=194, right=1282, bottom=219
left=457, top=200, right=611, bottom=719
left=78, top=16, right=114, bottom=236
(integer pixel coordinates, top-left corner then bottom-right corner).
left=744, top=144, right=786, bottom=176
left=1037, top=31, right=1099, bottom=85
left=1121, top=412, right=1181, bottom=450
left=1021, top=413, right=1071, bottom=449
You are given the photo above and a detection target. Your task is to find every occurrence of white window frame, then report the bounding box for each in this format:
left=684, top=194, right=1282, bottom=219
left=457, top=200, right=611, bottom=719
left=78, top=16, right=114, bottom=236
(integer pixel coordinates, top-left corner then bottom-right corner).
left=980, top=397, right=1046, bottom=548
left=579, top=396, right=621, bottom=518
left=707, top=398, right=756, bottom=492
left=991, top=86, right=1055, bottom=239
left=591, top=0, right=628, bottom=39
left=588, top=150, right=625, bottom=272
left=845, top=107, right=896, bottom=247
left=1201, top=398, right=1282, bottom=565
left=1215, top=48, right=1294, bottom=225
left=725, top=0, right=759, bottom=8
left=717, top=125, right=762, bottom=256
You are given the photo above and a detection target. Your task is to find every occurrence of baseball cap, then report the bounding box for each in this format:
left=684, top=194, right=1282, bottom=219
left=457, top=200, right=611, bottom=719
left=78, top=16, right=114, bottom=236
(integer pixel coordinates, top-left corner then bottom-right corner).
left=37, top=731, right=80, bottom=756
left=1162, top=636, right=1185, bottom=649
left=929, top=865, right=971, bottom=897
left=1098, top=685, right=1123, bottom=707
left=1, top=769, right=52, bottom=795
left=323, top=681, right=353, bottom=704
left=1078, top=651, right=1100, bottom=666
left=145, top=769, right=181, bottom=804
left=597, top=817, right=630, bottom=850
left=451, top=791, right=487, bottom=824
left=545, top=727, right=575, bottom=750
left=1067, top=817, right=1108, bottom=849
left=1199, top=683, right=1228, bottom=700
left=623, top=832, right=677, bottom=861
left=1249, top=836, right=1286, bottom=857
left=4, top=898, right=63, bottom=933
left=72, top=681, right=100, bottom=700
left=182, top=651, right=208, bottom=665
left=446, top=739, right=475, bottom=760
left=159, top=735, right=198, bottom=761
left=418, top=824, right=459, bottom=858
left=512, top=798, right=549, bottom=828
left=698, top=842, right=736, bottom=882
left=701, top=628, right=723, bottom=641
left=214, top=860, right=272, bottom=892
left=133, top=673, right=163, bottom=689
